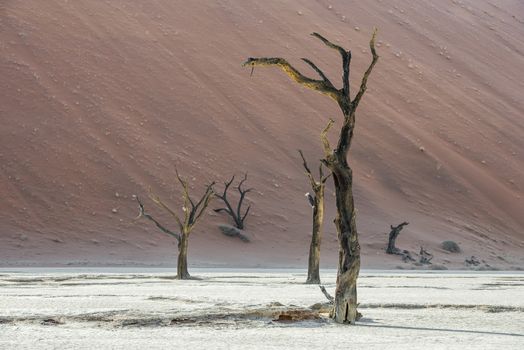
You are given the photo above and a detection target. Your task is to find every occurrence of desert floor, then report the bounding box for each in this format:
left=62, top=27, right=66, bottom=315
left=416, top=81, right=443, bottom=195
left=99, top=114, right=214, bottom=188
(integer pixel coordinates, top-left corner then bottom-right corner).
left=0, top=269, right=523, bottom=349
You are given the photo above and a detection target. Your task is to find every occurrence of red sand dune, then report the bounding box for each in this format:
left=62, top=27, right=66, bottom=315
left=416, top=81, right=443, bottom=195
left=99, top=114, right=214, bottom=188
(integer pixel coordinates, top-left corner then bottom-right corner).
left=1, top=0, right=523, bottom=269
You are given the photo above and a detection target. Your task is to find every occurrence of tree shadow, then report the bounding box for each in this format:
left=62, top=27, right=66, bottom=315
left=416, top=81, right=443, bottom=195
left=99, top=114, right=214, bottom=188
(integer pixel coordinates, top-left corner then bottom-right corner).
left=357, top=322, right=523, bottom=337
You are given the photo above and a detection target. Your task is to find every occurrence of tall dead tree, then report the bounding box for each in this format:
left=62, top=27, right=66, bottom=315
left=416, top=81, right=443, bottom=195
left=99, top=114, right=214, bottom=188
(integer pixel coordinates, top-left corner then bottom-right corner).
left=386, top=222, right=409, bottom=254
left=136, top=171, right=214, bottom=279
left=214, top=173, right=252, bottom=230
left=244, top=29, right=379, bottom=323
left=299, top=150, right=330, bottom=284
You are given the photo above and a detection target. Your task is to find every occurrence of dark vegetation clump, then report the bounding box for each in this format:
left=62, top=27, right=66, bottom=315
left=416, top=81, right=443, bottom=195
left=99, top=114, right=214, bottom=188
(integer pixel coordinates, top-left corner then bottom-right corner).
left=441, top=240, right=461, bottom=253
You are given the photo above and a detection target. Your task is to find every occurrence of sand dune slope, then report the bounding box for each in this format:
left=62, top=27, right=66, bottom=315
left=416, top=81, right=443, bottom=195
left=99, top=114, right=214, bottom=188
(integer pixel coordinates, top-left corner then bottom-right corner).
left=1, top=0, right=523, bottom=268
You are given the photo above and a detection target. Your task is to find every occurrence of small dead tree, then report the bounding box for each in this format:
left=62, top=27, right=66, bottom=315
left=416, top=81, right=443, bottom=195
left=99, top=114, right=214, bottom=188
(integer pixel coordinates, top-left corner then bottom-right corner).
left=386, top=222, right=409, bottom=254
left=419, top=246, right=433, bottom=265
left=244, top=29, right=379, bottom=324
left=136, top=171, right=214, bottom=279
left=299, top=150, right=330, bottom=284
left=214, top=173, right=252, bottom=230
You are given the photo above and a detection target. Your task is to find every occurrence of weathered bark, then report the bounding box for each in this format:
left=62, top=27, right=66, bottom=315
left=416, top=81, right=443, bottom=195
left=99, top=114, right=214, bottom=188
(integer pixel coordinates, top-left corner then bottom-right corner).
left=214, top=173, right=252, bottom=230
left=299, top=150, right=330, bottom=284
left=326, top=147, right=361, bottom=324
left=177, top=232, right=190, bottom=279
left=244, top=29, right=379, bottom=324
left=307, top=198, right=323, bottom=284
left=386, top=222, right=409, bottom=254
left=136, top=170, right=214, bottom=280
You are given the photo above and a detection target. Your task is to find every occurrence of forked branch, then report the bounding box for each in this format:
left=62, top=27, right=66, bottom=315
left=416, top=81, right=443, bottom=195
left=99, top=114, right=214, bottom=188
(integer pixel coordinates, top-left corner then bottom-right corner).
left=214, top=173, right=253, bottom=230
left=242, top=57, right=339, bottom=101
left=149, top=188, right=184, bottom=232
left=301, top=58, right=334, bottom=88
left=148, top=170, right=215, bottom=233
left=311, top=32, right=352, bottom=98
left=298, top=150, right=331, bottom=189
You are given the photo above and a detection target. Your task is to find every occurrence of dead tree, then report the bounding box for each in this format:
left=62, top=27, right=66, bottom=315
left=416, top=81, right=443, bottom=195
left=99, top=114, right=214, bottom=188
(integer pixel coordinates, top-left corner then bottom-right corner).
left=419, top=246, right=433, bottom=265
left=214, top=173, right=252, bottom=230
left=299, top=150, right=330, bottom=284
left=136, top=171, right=214, bottom=279
left=386, top=222, right=409, bottom=254
left=244, top=29, right=379, bottom=324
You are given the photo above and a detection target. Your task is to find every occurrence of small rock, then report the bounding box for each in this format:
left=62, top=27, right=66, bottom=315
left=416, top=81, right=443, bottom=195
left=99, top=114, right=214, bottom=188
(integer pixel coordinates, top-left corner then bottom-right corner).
left=112, top=208, right=118, bottom=213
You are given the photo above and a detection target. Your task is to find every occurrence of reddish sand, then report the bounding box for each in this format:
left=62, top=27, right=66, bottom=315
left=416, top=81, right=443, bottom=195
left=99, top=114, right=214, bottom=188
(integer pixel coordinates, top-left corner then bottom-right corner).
left=1, top=0, right=523, bottom=269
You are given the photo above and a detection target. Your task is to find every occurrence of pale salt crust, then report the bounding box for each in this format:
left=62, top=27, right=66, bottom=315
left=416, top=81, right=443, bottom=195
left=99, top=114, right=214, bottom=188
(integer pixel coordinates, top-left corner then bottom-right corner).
left=0, top=269, right=522, bottom=349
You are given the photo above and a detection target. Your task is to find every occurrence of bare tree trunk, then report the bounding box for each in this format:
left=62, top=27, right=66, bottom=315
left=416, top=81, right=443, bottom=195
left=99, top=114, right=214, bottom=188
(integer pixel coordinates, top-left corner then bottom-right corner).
left=386, top=222, right=409, bottom=254
left=331, top=164, right=360, bottom=323
left=306, top=191, right=324, bottom=284
left=299, top=150, right=330, bottom=285
left=321, top=115, right=361, bottom=324
left=177, top=233, right=190, bottom=279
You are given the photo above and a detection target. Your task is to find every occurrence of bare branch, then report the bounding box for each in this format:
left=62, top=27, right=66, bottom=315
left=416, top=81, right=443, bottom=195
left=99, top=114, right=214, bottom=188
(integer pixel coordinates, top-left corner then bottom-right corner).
left=311, top=32, right=346, bottom=58
left=321, top=167, right=332, bottom=183
left=191, top=183, right=215, bottom=225
left=301, top=58, right=334, bottom=88
left=298, top=149, right=313, bottom=175
left=351, top=28, right=379, bottom=110
left=224, top=175, right=236, bottom=194
left=243, top=57, right=339, bottom=101
left=192, top=182, right=216, bottom=216
left=342, top=51, right=352, bottom=99
left=149, top=188, right=183, bottom=232
left=136, top=197, right=181, bottom=242
left=241, top=204, right=251, bottom=222
left=320, top=119, right=335, bottom=158
left=311, top=32, right=351, bottom=97
left=214, top=175, right=235, bottom=213
left=236, top=173, right=252, bottom=224
left=174, top=169, right=192, bottom=226
left=214, top=176, right=236, bottom=218
left=319, top=285, right=334, bottom=303
left=298, top=150, right=317, bottom=188
left=237, top=173, right=249, bottom=193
